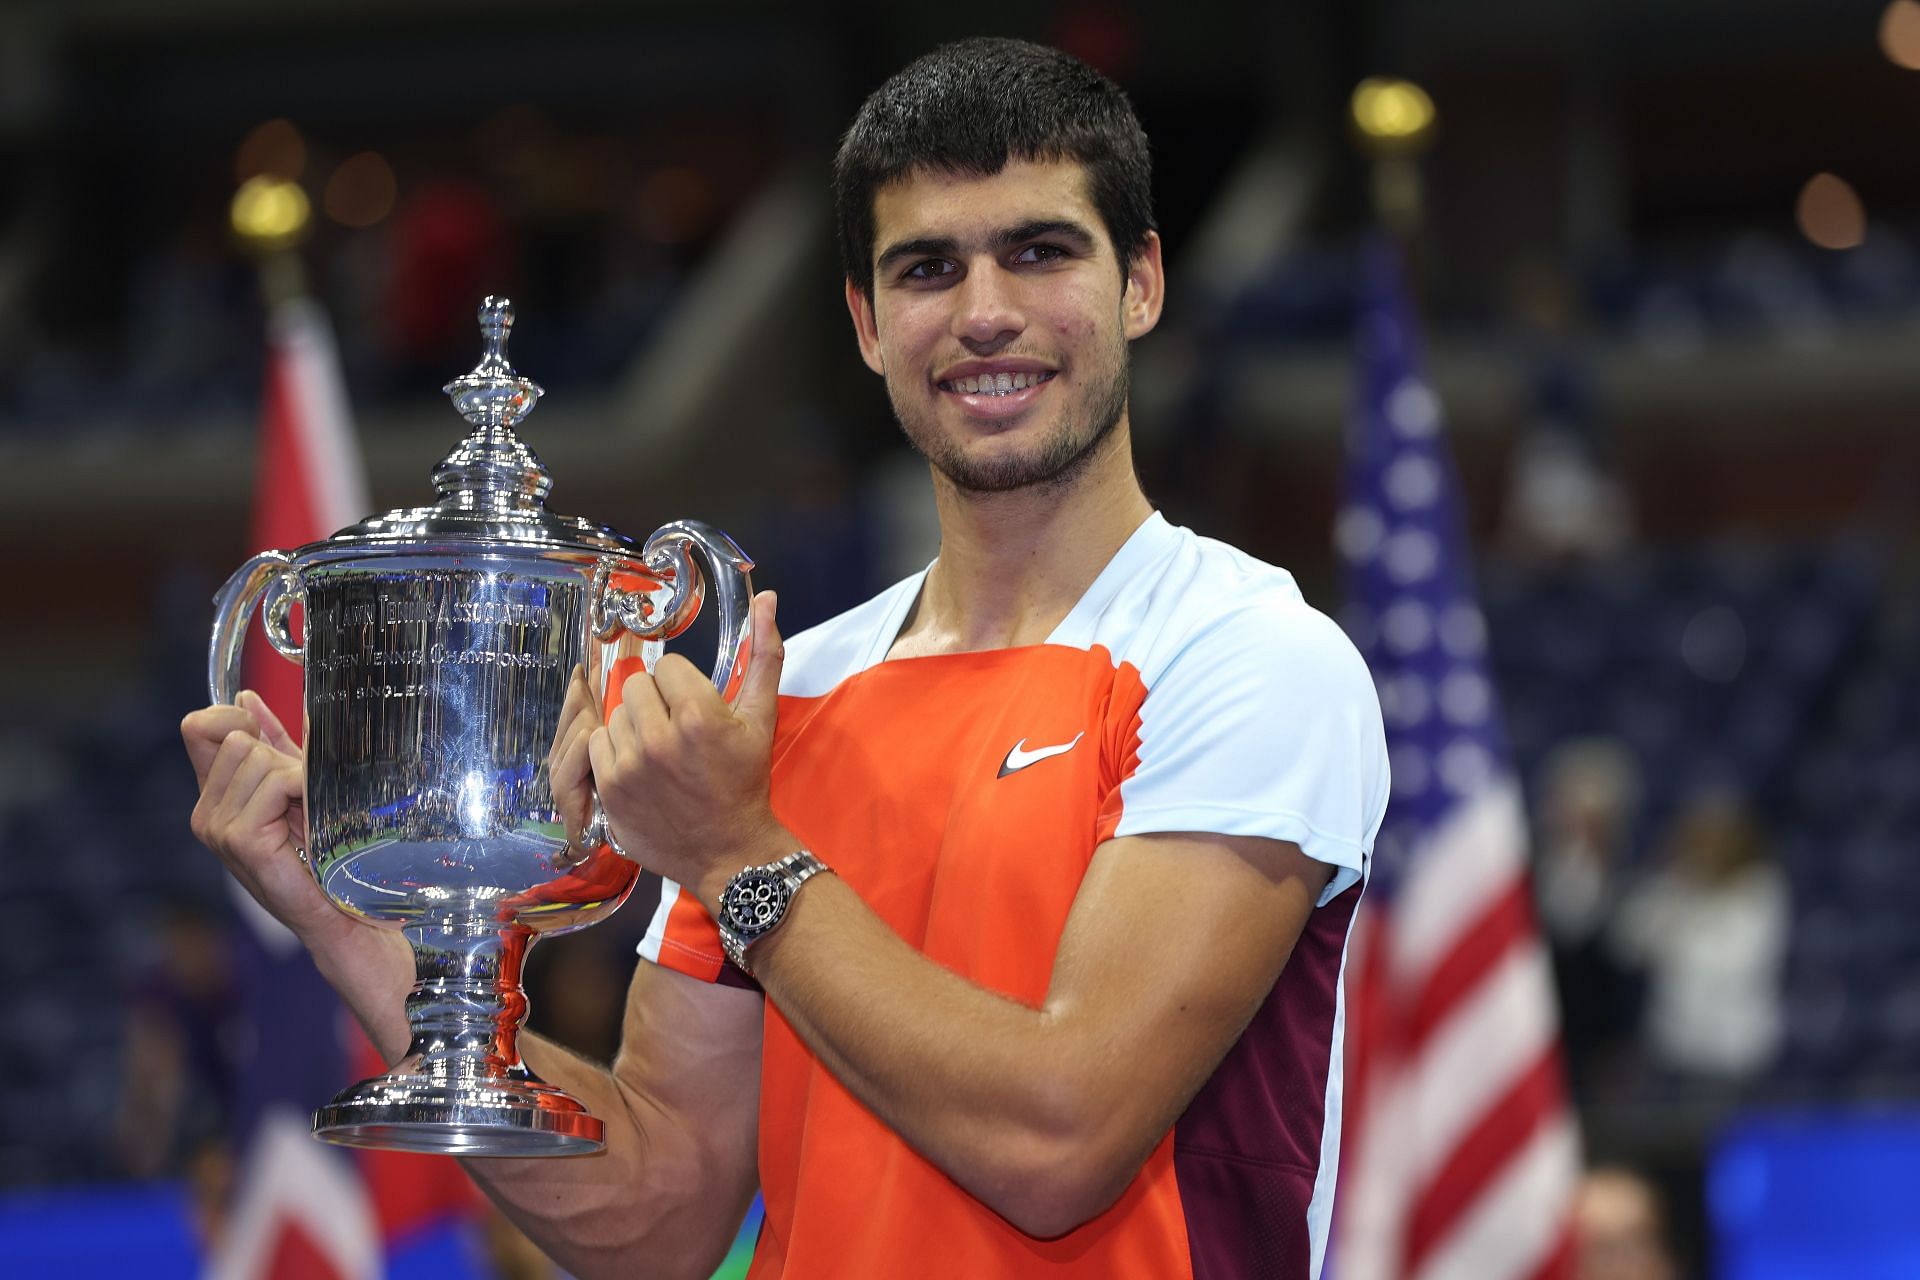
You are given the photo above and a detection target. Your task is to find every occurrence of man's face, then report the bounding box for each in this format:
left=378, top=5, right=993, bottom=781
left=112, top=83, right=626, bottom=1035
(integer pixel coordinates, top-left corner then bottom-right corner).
left=846, top=159, right=1163, bottom=495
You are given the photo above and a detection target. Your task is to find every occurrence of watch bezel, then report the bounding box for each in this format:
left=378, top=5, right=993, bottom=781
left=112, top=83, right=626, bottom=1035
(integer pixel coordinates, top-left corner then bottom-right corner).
left=719, top=865, right=795, bottom=944
left=715, top=851, right=829, bottom=975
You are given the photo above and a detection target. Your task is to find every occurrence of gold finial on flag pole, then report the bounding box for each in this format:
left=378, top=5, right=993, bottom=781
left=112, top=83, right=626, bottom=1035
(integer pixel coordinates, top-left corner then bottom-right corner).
left=1350, top=77, right=1437, bottom=239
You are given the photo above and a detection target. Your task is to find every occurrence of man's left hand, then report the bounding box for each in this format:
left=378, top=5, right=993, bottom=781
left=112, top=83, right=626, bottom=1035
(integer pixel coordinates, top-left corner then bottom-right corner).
left=588, top=589, right=793, bottom=906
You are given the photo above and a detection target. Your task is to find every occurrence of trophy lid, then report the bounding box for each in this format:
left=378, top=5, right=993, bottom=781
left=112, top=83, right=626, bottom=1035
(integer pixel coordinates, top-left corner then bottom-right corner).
left=305, top=297, right=636, bottom=559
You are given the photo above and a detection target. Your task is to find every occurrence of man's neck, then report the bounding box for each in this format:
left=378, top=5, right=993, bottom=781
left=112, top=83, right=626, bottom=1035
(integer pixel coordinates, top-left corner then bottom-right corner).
left=888, top=426, right=1155, bottom=658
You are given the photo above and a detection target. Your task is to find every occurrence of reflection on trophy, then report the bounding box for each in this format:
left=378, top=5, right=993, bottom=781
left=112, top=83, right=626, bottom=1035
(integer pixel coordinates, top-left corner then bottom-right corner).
left=206, top=297, right=754, bottom=1156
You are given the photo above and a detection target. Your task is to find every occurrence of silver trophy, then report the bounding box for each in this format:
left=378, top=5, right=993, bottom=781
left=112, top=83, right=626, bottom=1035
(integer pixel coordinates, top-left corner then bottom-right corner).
left=207, top=297, right=753, bottom=1156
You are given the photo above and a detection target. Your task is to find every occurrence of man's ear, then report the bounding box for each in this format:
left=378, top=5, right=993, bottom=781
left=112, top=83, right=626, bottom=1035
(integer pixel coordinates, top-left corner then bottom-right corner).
left=845, top=278, right=886, bottom=376
left=1121, top=230, right=1166, bottom=341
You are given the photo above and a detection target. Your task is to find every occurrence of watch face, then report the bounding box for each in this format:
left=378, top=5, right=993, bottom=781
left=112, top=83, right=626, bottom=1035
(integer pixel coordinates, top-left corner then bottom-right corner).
left=722, top=867, right=792, bottom=941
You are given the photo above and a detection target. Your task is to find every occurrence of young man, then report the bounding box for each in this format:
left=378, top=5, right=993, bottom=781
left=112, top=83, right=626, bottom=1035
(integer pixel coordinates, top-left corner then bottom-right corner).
left=184, top=38, right=1388, bottom=1280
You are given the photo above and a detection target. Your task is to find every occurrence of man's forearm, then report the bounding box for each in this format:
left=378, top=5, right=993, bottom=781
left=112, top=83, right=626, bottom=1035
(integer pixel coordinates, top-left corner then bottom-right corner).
left=308, top=921, right=414, bottom=1065
left=456, top=962, right=764, bottom=1280
left=746, top=874, right=1136, bottom=1236
left=457, top=1034, right=737, bottom=1280
left=735, top=832, right=1322, bottom=1240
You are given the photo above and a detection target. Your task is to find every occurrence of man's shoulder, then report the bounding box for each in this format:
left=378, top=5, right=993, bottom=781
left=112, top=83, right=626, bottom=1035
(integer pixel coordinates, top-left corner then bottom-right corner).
left=1075, top=518, right=1360, bottom=689
left=779, top=572, right=924, bottom=698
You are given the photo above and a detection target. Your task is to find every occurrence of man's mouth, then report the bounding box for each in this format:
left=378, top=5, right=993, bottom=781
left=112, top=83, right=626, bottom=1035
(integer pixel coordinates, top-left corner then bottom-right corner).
left=937, top=370, right=1057, bottom=396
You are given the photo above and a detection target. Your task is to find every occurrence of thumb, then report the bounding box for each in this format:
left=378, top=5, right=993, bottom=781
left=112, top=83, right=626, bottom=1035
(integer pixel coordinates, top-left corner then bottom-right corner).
left=239, top=690, right=300, bottom=755
left=734, top=590, right=784, bottom=732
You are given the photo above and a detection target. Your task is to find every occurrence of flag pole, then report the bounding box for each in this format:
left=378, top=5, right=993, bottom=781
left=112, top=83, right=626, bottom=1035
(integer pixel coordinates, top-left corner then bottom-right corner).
left=1351, top=76, right=1437, bottom=309
left=1332, top=76, right=1582, bottom=1280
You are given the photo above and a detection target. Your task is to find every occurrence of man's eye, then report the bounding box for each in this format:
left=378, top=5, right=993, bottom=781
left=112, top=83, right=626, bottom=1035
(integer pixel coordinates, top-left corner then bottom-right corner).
left=1014, top=243, right=1067, bottom=264
left=902, top=259, right=954, bottom=281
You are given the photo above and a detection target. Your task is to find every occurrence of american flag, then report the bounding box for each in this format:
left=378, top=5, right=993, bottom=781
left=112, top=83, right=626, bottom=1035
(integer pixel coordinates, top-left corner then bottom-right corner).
left=1330, top=241, right=1579, bottom=1280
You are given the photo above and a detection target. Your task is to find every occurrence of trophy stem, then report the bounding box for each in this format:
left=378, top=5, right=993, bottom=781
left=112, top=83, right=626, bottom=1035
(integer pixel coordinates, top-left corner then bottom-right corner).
left=311, top=915, right=605, bottom=1156
left=400, top=918, right=531, bottom=1083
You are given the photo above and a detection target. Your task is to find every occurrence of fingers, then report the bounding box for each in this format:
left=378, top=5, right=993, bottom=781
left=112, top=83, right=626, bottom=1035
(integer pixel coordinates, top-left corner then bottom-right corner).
left=621, top=663, right=673, bottom=725
left=551, top=715, right=599, bottom=836
left=233, top=756, right=307, bottom=850
left=651, top=589, right=781, bottom=727
left=197, top=726, right=262, bottom=811
left=238, top=690, right=300, bottom=756
left=734, top=591, right=784, bottom=733
left=190, top=730, right=303, bottom=861
left=586, top=726, right=620, bottom=801
left=548, top=666, right=597, bottom=761
left=181, top=704, right=267, bottom=787
left=548, top=668, right=602, bottom=837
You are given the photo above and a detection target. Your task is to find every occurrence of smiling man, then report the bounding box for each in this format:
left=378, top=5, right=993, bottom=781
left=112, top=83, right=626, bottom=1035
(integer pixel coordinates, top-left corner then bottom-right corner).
left=183, top=36, right=1388, bottom=1280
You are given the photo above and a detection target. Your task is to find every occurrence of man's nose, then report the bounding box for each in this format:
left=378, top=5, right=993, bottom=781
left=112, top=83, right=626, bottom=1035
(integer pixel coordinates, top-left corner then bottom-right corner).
left=952, top=263, right=1024, bottom=350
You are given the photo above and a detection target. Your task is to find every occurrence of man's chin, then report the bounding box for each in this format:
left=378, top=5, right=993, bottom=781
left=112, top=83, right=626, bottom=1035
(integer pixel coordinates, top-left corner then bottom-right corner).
left=930, top=434, right=1099, bottom=495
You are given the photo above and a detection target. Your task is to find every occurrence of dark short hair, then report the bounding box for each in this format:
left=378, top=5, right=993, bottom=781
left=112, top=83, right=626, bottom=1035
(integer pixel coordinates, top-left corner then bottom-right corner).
left=833, top=37, right=1157, bottom=298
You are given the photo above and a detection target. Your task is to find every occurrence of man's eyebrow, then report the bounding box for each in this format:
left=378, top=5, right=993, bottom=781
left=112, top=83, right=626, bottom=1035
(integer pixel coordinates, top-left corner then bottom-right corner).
left=873, top=219, right=1100, bottom=276
left=993, top=218, right=1098, bottom=251
left=874, top=236, right=959, bottom=275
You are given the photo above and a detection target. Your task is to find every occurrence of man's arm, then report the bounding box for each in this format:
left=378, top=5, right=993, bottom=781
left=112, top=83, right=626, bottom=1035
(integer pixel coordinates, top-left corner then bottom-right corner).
left=182, top=695, right=764, bottom=1280
left=468, top=962, right=763, bottom=1280
left=741, top=829, right=1329, bottom=1239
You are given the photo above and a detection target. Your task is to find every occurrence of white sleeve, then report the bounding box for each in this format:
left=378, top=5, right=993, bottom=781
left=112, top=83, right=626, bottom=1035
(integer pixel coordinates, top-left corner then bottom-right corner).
left=1110, top=599, right=1390, bottom=906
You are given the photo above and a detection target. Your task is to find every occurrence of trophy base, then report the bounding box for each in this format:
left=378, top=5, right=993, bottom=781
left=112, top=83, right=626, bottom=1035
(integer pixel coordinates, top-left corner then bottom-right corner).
left=312, top=1069, right=605, bottom=1157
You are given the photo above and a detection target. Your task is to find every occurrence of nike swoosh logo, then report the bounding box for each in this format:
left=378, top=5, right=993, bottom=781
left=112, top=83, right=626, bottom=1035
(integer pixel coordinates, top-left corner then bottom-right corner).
left=997, top=732, right=1085, bottom=778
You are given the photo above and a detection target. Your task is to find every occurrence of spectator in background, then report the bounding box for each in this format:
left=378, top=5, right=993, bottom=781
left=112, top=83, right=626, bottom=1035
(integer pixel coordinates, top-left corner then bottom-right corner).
left=113, top=902, right=242, bottom=1179
left=1534, top=738, right=1644, bottom=1101
left=384, top=173, right=512, bottom=390
left=1574, top=1166, right=1678, bottom=1280
left=1612, top=789, right=1790, bottom=1088
left=1498, top=258, right=1633, bottom=563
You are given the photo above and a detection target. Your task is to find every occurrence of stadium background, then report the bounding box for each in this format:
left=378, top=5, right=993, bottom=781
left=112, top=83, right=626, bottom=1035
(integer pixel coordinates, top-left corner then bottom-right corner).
left=2, top=0, right=1916, bottom=1275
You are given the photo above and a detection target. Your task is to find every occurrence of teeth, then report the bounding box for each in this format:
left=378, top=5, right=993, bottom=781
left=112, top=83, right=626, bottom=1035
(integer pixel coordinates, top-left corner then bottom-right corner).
left=947, top=371, right=1052, bottom=395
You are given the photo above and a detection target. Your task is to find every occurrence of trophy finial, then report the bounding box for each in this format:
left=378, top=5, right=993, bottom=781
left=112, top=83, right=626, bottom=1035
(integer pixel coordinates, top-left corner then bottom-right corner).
left=435, top=295, right=552, bottom=507
left=478, top=295, right=512, bottom=363
left=443, top=295, right=544, bottom=432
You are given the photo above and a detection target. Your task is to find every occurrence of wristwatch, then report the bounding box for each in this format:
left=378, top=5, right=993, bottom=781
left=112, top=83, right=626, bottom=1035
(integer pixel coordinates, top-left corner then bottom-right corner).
left=715, top=850, right=830, bottom=975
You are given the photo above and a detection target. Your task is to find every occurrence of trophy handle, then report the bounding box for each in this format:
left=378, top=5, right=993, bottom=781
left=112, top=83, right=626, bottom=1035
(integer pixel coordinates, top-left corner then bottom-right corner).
left=208, top=551, right=305, bottom=704
left=582, top=522, right=755, bottom=859
left=591, top=520, right=755, bottom=703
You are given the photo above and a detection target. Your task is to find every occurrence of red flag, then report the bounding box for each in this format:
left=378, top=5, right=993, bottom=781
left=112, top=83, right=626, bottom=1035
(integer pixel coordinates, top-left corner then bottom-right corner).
left=214, top=295, right=480, bottom=1278
left=241, top=297, right=369, bottom=751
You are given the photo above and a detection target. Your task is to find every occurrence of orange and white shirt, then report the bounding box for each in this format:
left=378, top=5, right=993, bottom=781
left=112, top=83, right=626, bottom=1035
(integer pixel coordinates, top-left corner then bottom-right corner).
left=640, top=512, right=1389, bottom=1279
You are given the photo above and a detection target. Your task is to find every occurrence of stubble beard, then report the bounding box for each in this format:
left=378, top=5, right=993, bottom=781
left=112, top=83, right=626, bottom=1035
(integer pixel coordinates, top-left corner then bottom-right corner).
left=888, top=343, right=1131, bottom=496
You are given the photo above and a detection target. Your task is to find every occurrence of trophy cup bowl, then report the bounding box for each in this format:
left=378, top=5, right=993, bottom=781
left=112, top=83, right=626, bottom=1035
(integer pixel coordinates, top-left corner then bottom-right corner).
left=206, top=298, right=753, bottom=1156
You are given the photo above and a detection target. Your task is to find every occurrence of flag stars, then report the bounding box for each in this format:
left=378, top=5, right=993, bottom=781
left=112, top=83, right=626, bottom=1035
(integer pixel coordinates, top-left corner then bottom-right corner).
left=1377, top=672, right=1433, bottom=729
left=1384, top=455, right=1442, bottom=510
left=1337, top=505, right=1388, bottom=564
left=1380, top=599, right=1436, bottom=655
left=1437, top=740, right=1494, bottom=795
left=1387, top=379, right=1441, bottom=438
left=1383, top=528, right=1441, bottom=584
left=1438, top=604, right=1488, bottom=658
left=1439, top=670, right=1492, bottom=725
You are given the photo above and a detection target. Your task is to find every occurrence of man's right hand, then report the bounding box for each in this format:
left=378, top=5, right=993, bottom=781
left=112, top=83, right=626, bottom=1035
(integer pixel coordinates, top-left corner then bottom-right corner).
left=182, top=691, right=414, bottom=1059
left=181, top=691, right=411, bottom=972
